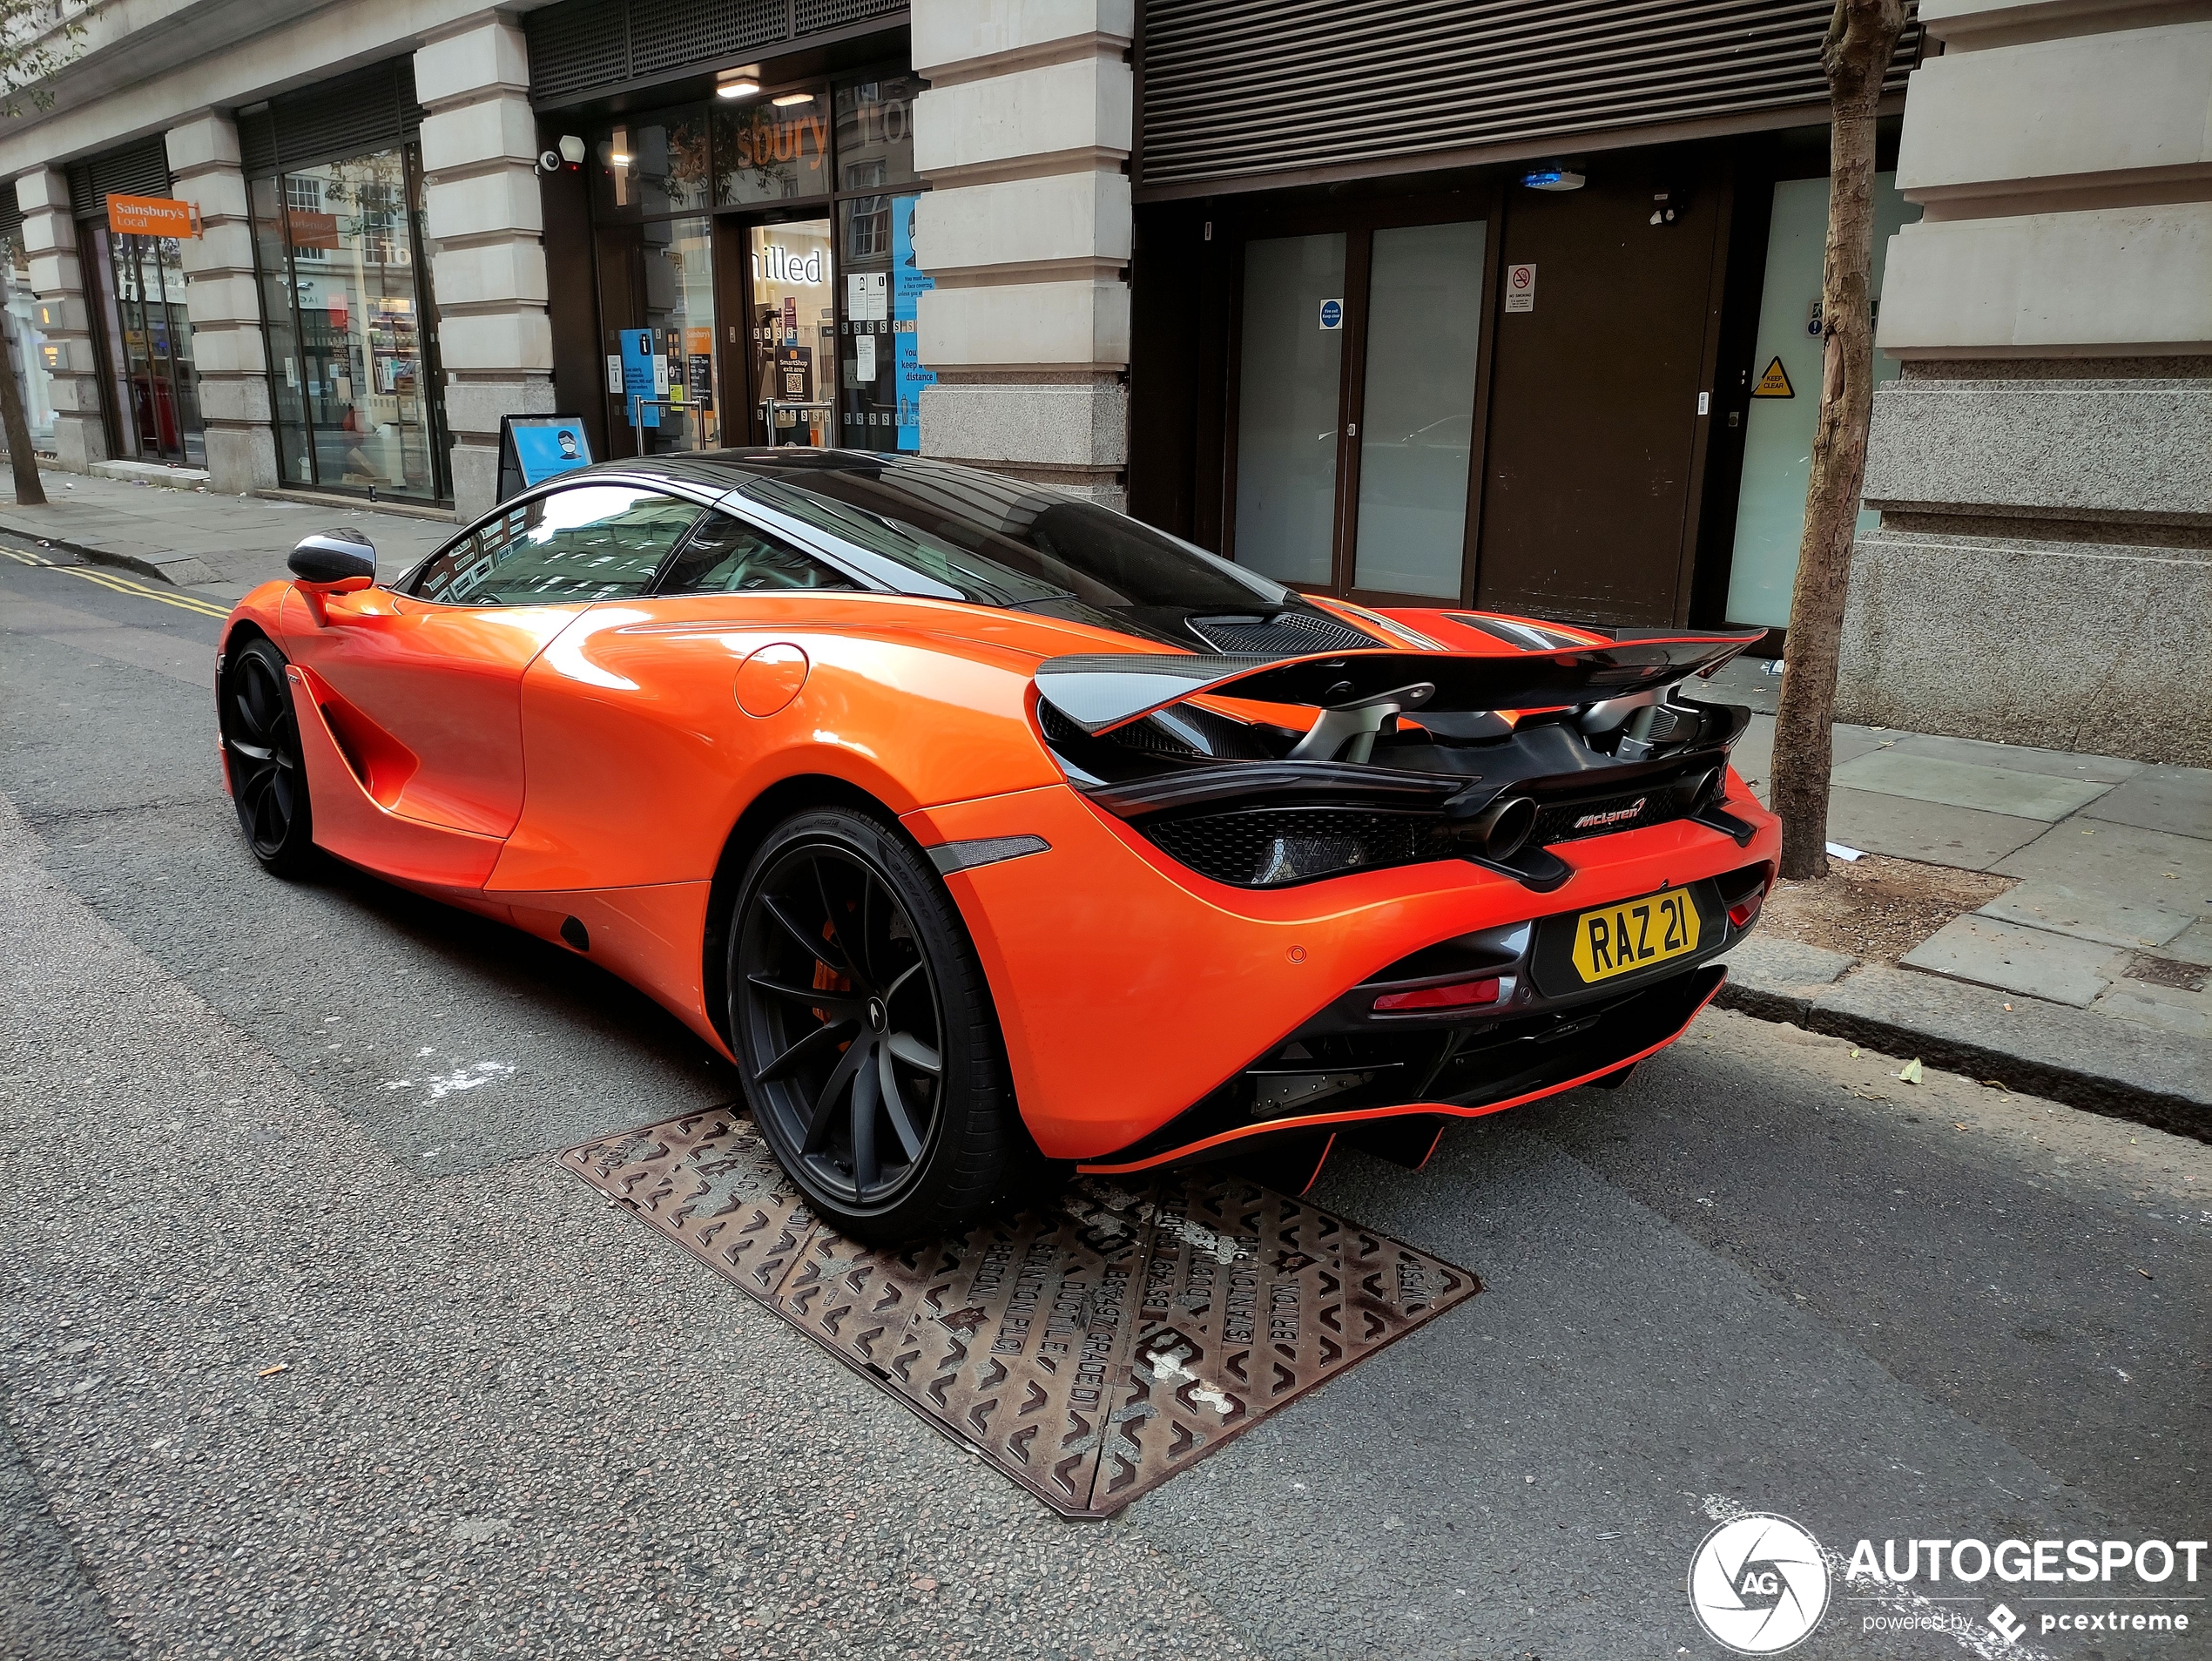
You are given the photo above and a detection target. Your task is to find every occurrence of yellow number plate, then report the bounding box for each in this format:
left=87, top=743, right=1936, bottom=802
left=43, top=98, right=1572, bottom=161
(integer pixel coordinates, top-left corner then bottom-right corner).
left=1568, top=891, right=1702, bottom=984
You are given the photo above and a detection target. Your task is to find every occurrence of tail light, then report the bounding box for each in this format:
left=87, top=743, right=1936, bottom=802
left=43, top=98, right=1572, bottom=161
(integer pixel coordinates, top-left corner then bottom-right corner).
left=1373, top=976, right=1501, bottom=1013
left=1728, top=893, right=1764, bottom=929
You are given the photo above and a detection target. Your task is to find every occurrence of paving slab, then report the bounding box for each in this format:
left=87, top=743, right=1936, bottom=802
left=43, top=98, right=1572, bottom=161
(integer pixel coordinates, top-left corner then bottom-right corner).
left=1976, top=876, right=2194, bottom=951
left=1994, top=819, right=2212, bottom=917
left=2091, top=977, right=2212, bottom=1039
left=1831, top=746, right=2115, bottom=821
left=1900, top=914, right=2131, bottom=1007
left=1804, top=965, right=2212, bottom=1136
left=1886, top=731, right=2143, bottom=786
left=2079, top=762, right=2212, bottom=840
left=1725, top=718, right=1890, bottom=808
left=1823, top=786, right=2047, bottom=868
left=2163, top=919, right=2212, bottom=967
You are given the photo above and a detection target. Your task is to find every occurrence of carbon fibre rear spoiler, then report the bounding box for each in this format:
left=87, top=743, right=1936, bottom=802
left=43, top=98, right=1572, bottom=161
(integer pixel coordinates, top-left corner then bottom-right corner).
left=1034, top=631, right=1763, bottom=735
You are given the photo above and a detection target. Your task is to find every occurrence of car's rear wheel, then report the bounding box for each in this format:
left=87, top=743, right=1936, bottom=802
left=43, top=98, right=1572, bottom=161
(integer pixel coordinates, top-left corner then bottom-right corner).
left=730, top=807, right=1015, bottom=1241
left=220, top=637, right=317, bottom=877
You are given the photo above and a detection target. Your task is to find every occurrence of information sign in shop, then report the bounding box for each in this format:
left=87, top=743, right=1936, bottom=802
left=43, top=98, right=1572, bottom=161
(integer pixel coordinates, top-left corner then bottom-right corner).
left=619, top=327, right=658, bottom=427
left=891, top=194, right=934, bottom=453
left=1318, top=298, right=1343, bottom=331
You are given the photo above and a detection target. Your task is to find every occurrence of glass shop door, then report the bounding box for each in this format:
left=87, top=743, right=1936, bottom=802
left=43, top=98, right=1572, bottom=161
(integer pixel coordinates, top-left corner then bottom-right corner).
left=736, top=215, right=835, bottom=447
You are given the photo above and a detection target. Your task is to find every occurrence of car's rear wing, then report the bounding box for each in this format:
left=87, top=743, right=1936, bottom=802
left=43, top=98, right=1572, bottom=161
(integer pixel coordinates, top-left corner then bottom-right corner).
left=1033, top=631, right=1763, bottom=735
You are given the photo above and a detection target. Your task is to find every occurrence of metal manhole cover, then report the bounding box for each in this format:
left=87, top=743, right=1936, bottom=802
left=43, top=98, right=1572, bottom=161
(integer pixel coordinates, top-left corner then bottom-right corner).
left=558, top=1110, right=1480, bottom=1518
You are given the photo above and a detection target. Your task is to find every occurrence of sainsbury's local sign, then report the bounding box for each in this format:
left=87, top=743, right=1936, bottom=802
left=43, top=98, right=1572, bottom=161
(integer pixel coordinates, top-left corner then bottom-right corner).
left=106, top=193, right=199, bottom=239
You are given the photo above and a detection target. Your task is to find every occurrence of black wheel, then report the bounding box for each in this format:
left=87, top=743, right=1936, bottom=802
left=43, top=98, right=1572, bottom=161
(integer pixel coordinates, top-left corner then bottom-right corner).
left=220, top=637, right=317, bottom=877
left=730, top=807, right=1014, bottom=1241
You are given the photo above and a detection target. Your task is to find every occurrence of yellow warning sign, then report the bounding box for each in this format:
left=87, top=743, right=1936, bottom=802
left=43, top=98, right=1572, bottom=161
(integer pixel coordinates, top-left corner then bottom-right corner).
left=1751, top=356, right=1795, bottom=398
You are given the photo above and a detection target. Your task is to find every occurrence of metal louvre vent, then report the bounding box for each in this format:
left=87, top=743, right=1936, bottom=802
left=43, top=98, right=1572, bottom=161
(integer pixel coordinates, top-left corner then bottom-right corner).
left=1144, top=807, right=1463, bottom=888
left=1139, top=0, right=1921, bottom=189
left=526, top=0, right=907, bottom=108
left=236, top=59, right=423, bottom=180
left=1534, top=789, right=1683, bottom=845
left=66, top=138, right=172, bottom=221
left=1187, top=611, right=1376, bottom=655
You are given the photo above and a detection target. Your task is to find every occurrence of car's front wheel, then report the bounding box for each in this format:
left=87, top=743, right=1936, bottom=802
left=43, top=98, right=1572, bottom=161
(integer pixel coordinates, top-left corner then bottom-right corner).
left=219, top=636, right=318, bottom=877
left=729, top=807, right=1015, bottom=1241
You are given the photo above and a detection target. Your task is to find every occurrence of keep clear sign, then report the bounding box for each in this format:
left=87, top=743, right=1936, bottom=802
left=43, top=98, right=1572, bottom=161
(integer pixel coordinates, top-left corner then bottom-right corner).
left=1505, top=263, right=1536, bottom=313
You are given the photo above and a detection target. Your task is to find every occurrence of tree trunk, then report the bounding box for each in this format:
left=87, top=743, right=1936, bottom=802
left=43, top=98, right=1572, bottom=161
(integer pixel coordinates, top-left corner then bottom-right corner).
left=0, top=259, right=45, bottom=507
left=1770, top=0, right=1906, bottom=880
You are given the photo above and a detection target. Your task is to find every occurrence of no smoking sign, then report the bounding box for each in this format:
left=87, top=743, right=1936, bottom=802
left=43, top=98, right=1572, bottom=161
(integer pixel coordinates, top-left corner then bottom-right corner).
left=1505, top=263, right=1536, bottom=313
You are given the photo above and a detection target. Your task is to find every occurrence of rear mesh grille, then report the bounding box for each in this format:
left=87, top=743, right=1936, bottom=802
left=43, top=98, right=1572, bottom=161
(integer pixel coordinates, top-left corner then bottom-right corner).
left=1144, top=807, right=1463, bottom=888
left=1188, top=612, right=1374, bottom=656
left=1534, top=791, right=1683, bottom=845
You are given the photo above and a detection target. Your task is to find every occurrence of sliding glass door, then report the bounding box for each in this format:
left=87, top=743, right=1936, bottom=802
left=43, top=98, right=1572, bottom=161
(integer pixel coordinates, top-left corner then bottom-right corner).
left=1230, top=209, right=1494, bottom=604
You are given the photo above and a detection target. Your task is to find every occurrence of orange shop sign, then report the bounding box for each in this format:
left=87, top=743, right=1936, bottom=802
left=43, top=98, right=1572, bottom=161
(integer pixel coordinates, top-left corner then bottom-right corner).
left=106, top=193, right=199, bottom=238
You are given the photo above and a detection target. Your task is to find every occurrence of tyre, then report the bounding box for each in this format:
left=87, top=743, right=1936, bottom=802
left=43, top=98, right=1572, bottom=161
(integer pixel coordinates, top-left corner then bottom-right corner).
left=729, top=807, right=1015, bottom=1241
left=219, top=636, right=318, bottom=877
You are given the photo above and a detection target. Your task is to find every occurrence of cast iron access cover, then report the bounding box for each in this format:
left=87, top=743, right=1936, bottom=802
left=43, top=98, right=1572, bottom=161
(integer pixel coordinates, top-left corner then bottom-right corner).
left=559, top=1109, right=1480, bottom=1518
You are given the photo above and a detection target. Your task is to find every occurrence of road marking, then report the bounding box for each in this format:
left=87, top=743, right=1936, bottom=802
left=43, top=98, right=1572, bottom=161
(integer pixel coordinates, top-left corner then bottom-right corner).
left=0, top=544, right=232, bottom=618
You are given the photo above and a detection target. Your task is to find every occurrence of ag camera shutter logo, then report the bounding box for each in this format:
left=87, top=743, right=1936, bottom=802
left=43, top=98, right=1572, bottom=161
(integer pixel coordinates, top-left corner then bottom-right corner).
left=1689, top=1514, right=1831, bottom=1653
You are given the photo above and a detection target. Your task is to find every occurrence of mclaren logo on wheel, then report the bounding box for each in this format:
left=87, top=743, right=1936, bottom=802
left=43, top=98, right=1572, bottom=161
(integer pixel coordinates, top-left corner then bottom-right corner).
left=1689, top=1513, right=1831, bottom=1653
left=1574, top=797, right=1647, bottom=831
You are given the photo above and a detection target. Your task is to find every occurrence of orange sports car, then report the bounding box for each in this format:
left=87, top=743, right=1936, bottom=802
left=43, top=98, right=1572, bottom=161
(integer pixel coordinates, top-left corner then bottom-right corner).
left=218, top=451, right=1778, bottom=1239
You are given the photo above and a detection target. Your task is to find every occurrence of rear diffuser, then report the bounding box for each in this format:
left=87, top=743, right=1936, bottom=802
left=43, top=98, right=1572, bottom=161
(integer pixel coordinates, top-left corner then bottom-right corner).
left=558, top=1109, right=1480, bottom=1518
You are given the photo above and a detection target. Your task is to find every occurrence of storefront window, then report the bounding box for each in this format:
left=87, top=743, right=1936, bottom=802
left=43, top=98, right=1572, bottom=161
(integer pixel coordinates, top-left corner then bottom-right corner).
left=592, top=110, right=714, bottom=221
left=84, top=225, right=204, bottom=467
left=3, top=237, right=58, bottom=451
left=836, top=193, right=930, bottom=454
left=834, top=76, right=921, bottom=192
left=716, top=92, right=831, bottom=205
left=644, top=216, right=720, bottom=450
left=250, top=142, right=448, bottom=503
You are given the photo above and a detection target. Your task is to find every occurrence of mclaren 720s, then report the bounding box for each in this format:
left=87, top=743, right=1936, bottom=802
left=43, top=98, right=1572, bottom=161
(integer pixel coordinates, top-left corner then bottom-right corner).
left=217, top=449, right=1779, bottom=1239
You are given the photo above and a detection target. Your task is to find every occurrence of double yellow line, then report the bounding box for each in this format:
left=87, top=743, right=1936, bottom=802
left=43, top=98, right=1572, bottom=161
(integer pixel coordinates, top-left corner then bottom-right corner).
left=0, top=543, right=231, bottom=619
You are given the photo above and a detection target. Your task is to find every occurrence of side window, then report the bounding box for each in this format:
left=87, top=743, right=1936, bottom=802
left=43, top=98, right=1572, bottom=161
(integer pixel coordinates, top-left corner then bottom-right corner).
left=411, top=486, right=703, bottom=605
left=658, top=511, right=861, bottom=596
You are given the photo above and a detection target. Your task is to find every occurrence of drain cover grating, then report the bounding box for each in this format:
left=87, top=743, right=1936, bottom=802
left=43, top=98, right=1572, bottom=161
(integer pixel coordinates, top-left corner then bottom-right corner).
left=559, top=1110, right=1480, bottom=1518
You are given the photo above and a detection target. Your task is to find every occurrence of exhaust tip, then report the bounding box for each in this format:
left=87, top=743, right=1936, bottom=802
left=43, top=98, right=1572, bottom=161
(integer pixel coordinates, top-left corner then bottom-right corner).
left=1461, top=795, right=1536, bottom=861
left=559, top=915, right=590, bottom=952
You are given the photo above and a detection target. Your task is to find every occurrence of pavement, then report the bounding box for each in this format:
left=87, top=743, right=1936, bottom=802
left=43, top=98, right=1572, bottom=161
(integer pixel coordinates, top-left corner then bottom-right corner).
left=3, top=540, right=2206, bottom=1661
left=0, top=465, right=453, bottom=596
left=3, top=466, right=2205, bottom=1135
left=1708, top=658, right=2212, bottom=1135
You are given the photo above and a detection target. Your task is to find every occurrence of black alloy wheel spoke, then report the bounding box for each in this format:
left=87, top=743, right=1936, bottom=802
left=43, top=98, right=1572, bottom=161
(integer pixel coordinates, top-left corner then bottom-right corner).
left=877, top=1046, right=926, bottom=1161
left=758, top=1016, right=856, bottom=1084
left=761, top=892, right=843, bottom=975
left=848, top=1059, right=880, bottom=1193
left=745, top=973, right=865, bottom=1021
left=803, top=1036, right=873, bottom=1153
left=811, top=857, right=874, bottom=995
left=886, top=1030, right=941, bottom=1074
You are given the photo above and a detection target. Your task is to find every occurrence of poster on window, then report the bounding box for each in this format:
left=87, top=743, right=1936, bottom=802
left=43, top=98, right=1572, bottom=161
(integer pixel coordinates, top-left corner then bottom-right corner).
left=890, top=194, right=934, bottom=454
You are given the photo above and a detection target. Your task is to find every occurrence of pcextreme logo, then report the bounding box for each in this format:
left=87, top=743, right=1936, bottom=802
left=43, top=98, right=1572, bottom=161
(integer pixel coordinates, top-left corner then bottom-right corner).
left=1689, top=1514, right=1831, bottom=1654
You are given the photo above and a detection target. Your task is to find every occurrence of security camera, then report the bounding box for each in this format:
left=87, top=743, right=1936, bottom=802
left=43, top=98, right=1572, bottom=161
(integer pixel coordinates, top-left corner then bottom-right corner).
left=538, top=149, right=562, bottom=173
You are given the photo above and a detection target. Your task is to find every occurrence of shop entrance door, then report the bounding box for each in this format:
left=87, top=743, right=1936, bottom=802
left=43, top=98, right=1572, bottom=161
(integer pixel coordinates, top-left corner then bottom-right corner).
left=84, top=225, right=205, bottom=467
left=1227, top=211, right=1494, bottom=605
left=725, top=215, right=835, bottom=447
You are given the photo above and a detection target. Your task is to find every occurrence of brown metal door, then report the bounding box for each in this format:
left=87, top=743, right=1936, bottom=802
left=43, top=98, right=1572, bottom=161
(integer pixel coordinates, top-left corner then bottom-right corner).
left=1474, top=156, right=1724, bottom=627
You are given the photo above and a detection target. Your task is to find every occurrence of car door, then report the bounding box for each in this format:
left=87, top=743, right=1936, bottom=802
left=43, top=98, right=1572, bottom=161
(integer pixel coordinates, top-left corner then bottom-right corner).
left=284, top=480, right=707, bottom=845
left=493, top=508, right=875, bottom=894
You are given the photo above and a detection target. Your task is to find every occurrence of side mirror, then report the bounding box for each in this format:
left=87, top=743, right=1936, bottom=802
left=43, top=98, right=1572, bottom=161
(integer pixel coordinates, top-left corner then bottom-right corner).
left=289, top=529, right=377, bottom=590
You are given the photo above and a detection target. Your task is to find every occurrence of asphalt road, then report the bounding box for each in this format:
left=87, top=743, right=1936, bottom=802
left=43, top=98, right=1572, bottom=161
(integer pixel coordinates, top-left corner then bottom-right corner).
left=3, top=545, right=2206, bottom=1661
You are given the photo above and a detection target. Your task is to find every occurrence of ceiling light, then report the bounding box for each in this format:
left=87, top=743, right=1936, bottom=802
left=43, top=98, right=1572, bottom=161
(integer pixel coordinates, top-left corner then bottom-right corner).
left=609, top=152, right=632, bottom=165
left=717, top=77, right=760, bottom=99
left=1522, top=165, right=1585, bottom=192
left=772, top=91, right=813, bottom=107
